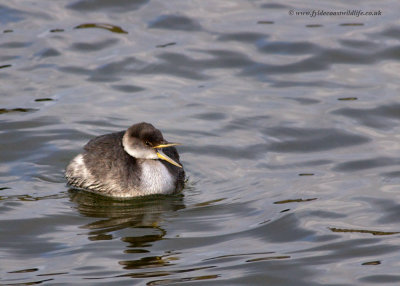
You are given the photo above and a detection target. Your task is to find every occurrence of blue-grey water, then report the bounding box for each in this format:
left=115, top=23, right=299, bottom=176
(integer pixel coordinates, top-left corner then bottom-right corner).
left=1, top=1, right=400, bottom=285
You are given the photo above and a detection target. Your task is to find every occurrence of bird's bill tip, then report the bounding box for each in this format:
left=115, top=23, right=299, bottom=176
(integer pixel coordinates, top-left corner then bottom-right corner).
left=156, top=150, right=182, bottom=168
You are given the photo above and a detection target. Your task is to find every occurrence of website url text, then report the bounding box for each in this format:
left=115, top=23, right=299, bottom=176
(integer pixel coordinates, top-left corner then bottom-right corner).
left=289, top=9, right=382, bottom=17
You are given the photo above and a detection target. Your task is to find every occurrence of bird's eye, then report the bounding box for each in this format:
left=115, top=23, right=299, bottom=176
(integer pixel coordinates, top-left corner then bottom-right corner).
left=145, top=141, right=151, bottom=146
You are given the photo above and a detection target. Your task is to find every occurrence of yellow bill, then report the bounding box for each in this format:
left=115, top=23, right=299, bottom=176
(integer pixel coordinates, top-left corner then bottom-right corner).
left=153, top=142, right=181, bottom=149
left=156, top=150, right=182, bottom=168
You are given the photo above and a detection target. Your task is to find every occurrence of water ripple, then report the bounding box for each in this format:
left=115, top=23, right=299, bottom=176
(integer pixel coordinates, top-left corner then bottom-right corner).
left=67, top=0, right=148, bottom=12
left=332, top=103, right=400, bottom=130
left=149, top=14, right=202, bottom=31
left=266, top=127, right=370, bottom=153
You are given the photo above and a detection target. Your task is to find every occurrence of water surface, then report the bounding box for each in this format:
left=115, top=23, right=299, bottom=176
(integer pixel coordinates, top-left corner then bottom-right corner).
left=1, top=0, right=400, bottom=285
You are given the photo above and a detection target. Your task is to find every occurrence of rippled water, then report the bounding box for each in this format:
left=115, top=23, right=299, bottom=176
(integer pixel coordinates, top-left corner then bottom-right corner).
left=1, top=0, right=400, bottom=285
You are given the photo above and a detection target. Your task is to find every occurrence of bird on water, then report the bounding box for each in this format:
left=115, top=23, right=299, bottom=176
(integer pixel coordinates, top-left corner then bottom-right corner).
left=65, top=122, right=185, bottom=198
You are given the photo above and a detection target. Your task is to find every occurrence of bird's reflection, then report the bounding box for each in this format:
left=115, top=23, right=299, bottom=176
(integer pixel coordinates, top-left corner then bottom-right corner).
left=68, top=189, right=220, bottom=282
left=69, top=188, right=185, bottom=234
left=69, top=189, right=186, bottom=272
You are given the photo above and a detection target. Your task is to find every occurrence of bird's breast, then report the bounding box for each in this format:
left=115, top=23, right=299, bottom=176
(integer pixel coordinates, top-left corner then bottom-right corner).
left=138, top=159, right=176, bottom=195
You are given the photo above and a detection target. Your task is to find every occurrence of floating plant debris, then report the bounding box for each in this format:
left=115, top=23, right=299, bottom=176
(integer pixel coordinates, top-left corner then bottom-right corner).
left=257, top=21, right=274, bottom=24
left=156, top=42, right=176, bottom=48
left=8, top=268, right=39, bottom=274
left=306, top=24, right=323, bottom=28
left=362, top=260, right=381, bottom=266
left=35, top=98, right=54, bottom=102
left=274, top=198, right=317, bottom=204
left=0, top=108, right=37, bottom=114
left=74, top=23, right=128, bottom=34
left=246, top=255, right=290, bottom=262
left=338, top=97, right=358, bottom=101
left=0, top=64, right=12, bottom=69
left=329, top=227, right=400, bottom=236
left=340, top=23, right=364, bottom=26
left=50, top=29, right=64, bottom=33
